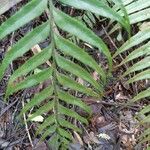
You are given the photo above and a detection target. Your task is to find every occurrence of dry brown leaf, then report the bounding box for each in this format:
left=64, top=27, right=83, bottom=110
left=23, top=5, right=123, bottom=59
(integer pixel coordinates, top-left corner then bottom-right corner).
left=139, top=22, right=150, bottom=31
left=76, top=78, right=84, bottom=85
left=73, top=131, right=84, bottom=146
left=91, top=115, right=106, bottom=128
left=115, top=92, right=129, bottom=101
left=92, top=71, right=99, bottom=81
left=83, top=132, right=100, bottom=144
left=34, top=142, right=47, bottom=150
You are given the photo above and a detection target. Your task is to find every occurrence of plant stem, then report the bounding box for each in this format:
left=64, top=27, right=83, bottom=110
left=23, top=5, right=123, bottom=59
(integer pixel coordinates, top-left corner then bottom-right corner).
left=48, top=0, right=59, bottom=125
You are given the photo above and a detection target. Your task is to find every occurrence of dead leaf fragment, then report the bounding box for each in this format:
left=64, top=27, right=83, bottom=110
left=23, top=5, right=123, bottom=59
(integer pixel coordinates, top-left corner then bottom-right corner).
left=73, top=131, right=83, bottom=146
left=92, top=71, right=99, bottom=81
left=139, top=22, right=150, bottom=31
left=83, top=132, right=100, bottom=144
left=115, top=92, right=129, bottom=101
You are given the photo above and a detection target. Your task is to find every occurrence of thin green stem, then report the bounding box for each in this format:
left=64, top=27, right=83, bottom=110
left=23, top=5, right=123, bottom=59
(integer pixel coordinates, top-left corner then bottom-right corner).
left=48, top=0, right=59, bottom=125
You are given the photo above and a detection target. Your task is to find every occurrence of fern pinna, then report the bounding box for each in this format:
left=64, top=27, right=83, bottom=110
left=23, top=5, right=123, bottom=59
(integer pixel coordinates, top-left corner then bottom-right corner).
left=0, top=0, right=129, bottom=149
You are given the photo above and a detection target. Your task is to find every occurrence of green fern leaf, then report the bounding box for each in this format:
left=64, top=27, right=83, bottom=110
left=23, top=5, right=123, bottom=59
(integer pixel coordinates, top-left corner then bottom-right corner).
left=36, top=115, right=55, bottom=135
left=130, top=88, right=150, bottom=103
left=118, top=43, right=150, bottom=66
left=6, top=68, right=53, bottom=97
left=58, top=104, right=88, bottom=124
left=41, top=125, right=57, bottom=141
left=57, top=127, right=72, bottom=140
left=113, top=28, right=150, bottom=58
left=9, top=46, right=52, bottom=83
left=20, top=86, right=54, bottom=116
left=58, top=90, right=91, bottom=113
left=109, top=0, right=150, bottom=34
left=0, top=0, right=130, bottom=148
left=55, top=34, right=106, bottom=82
left=127, top=70, right=150, bottom=83
left=0, top=0, right=47, bottom=40
left=60, top=0, right=129, bottom=31
left=53, top=8, right=112, bottom=71
left=57, top=73, right=100, bottom=97
left=0, top=0, right=22, bottom=15
left=123, top=56, right=150, bottom=77
left=28, top=100, right=54, bottom=121
left=0, top=22, right=50, bottom=81
left=56, top=53, right=102, bottom=91
left=58, top=118, right=82, bottom=133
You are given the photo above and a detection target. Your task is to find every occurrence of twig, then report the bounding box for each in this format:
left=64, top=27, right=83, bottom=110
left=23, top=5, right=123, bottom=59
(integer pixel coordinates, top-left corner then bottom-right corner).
left=22, top=100, right=34, bottom=148
left=101, top=25, right=127, bottom=67
left=0, top=99, right=18, bottom=117
left=101, top=25, right=135, bottom=91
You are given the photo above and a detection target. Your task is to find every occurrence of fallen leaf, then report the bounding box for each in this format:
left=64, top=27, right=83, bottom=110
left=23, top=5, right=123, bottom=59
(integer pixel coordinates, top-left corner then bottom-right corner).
left=98, top=133, right=111, bottom=140
left=83, top=132, right=100, bottom=144
left=73, top=131, right=83, bottom=146
left=115, top=92, right=129, bottom=101
left=29, top=115, right=44, bottom=122
left=139, top=22, right=150, bottom=31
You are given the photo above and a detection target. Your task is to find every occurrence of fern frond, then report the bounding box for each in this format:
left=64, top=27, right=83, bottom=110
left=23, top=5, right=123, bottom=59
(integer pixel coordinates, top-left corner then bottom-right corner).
left=110, top=0, right=150, bottom=34
left=114, top=28, right=150, bottom=145
left=0, top=0, right=48, bottom=40
left=113, top=28, right=150, bottom=57
left=20, top=86, right=54, bottom=116
left=60, top=0, right=129, bottom=31
left=55, top=35, right=106, bottom=81
left=0, top=21, right=50, bottom=81
left=0, top=0, right=129, bottom=148
left=57, top=73, right=100, bottom=98
left=57, top=90, right=91, bottom=113
left=6, top=68, right=53, bottom=98
left=53, top=8, right=112, bottom=71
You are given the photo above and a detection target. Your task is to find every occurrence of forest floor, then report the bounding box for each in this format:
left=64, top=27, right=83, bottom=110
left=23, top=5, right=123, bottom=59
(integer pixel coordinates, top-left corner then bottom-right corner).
left=0, top=1, right=149, bottom=150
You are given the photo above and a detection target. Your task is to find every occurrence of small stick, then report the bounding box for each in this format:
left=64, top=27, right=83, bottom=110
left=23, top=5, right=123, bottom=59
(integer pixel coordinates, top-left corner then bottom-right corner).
left=101, top=25, right=135, bottom=91
left=22, top=100, right=34, bottom=148
left=0, top=99, right=18, bottom=117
